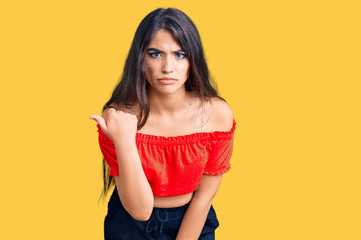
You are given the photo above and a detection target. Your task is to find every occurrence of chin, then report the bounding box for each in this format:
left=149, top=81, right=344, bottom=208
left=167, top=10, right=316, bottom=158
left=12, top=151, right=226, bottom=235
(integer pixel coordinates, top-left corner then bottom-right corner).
left=158, top=89, right=179, bottom=95
left=150, top=85, right=186, bottom=95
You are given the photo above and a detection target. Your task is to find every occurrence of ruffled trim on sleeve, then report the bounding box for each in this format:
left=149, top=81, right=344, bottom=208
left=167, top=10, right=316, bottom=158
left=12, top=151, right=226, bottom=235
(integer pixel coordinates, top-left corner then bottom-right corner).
left=203, top=164, right=231, bottom=175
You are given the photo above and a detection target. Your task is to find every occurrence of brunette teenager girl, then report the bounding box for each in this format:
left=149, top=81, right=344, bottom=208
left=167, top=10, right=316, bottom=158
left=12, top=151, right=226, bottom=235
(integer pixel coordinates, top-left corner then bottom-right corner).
left=89, top=7, right=236, bottom=240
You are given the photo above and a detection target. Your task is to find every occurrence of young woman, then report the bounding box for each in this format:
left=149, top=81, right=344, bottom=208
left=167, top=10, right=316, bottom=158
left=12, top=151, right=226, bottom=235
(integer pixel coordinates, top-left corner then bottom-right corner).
left=89, top=7, right=236, bottom=240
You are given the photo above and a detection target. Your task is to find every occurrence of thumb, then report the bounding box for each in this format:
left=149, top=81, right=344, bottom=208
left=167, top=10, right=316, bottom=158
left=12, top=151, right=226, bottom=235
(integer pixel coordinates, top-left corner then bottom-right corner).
left=89, top=114, right=107, bottom=131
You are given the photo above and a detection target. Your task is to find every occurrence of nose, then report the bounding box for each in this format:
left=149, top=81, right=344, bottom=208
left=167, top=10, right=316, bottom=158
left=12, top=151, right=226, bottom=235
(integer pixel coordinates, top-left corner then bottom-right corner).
left=161, top=55, right=174, bottom=74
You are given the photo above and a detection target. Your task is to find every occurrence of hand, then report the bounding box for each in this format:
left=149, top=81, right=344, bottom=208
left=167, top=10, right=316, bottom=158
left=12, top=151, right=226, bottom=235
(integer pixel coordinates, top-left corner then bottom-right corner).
left=89, top=107, right=138, bottom=144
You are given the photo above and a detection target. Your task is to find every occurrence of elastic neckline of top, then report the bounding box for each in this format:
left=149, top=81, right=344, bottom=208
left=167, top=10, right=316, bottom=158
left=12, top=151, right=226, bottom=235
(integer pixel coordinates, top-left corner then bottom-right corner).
left=135, top=119, right=236, bottom=142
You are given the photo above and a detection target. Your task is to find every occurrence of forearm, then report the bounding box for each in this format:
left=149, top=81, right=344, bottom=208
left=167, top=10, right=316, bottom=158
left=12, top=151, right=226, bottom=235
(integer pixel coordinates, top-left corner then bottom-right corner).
left=176, top=195, right=213, bottom=240
left=114, top=142, right=154, bottom=221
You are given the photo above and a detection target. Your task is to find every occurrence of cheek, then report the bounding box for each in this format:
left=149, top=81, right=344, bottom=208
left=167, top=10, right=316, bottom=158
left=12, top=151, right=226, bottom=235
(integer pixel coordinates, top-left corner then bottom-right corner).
left=186, top=63, right=190, bottom=75
left=145, top=62, right=156, bottom=79
left=180, top=62, right=190, bottom=77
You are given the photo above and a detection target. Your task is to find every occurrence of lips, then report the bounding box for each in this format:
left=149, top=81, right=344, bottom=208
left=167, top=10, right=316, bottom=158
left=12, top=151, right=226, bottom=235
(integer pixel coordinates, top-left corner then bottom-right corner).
left=158, top=77, right=177, bottom=84
left=158, top=77, right=176, bottom=80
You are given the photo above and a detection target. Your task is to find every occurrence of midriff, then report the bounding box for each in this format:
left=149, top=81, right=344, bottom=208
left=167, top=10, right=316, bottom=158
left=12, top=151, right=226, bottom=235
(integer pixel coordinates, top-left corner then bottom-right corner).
left=153, top=192, right=194, bottom=208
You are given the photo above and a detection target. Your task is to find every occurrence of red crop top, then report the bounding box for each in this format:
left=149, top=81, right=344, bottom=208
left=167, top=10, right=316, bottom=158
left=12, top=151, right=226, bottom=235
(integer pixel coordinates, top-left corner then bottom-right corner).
left=96, top=119, right=236, bottom=197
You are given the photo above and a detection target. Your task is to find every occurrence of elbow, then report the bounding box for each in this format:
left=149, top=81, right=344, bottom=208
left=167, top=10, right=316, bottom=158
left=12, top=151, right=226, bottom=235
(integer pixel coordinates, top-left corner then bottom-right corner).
left=123, top=199, right=154, bottom=221
left=128, top=207, right=153, bottom=221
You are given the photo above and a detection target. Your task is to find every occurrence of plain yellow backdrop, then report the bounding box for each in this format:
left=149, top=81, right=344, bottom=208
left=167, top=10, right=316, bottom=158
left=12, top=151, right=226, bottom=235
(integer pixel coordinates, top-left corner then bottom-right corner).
left=1, top=0, right=360, bottom=239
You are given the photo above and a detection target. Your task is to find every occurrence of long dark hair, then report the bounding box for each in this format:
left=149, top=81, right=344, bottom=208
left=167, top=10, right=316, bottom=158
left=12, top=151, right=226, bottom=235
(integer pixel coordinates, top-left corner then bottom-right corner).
left=99, top=7, right=223, bottom=200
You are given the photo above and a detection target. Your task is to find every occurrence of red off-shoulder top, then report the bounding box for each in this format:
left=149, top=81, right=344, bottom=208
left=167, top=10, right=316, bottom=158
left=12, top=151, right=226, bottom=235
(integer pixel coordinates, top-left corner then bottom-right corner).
left=96, top=119, right=236, bottom=197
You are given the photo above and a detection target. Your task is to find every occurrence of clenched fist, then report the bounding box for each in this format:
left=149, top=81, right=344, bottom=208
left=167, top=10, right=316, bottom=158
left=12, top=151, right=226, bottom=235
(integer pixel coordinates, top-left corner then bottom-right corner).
left=89, top=107, right=138, bottom=145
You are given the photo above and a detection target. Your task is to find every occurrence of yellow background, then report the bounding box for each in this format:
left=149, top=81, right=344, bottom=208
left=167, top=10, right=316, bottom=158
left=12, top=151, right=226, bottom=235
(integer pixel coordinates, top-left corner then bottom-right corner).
left=1, top=0, right=360, bottom=239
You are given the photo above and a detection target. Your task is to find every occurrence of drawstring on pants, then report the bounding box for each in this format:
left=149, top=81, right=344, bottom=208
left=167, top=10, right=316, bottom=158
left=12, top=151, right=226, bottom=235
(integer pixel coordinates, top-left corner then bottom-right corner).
left=146, top=208, right=169, bottom=234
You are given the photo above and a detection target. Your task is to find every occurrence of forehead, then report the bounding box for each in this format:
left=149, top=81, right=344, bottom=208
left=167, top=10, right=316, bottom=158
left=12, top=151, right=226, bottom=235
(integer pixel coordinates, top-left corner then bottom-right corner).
left=147, top=29, right=182, bottom=50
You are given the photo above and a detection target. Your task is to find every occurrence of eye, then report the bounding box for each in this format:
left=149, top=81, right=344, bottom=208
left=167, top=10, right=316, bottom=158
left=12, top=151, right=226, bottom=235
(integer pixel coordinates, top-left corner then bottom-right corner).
left=149, top=52, right=161, bottom=58
left=176, top=52, right=186, bottom=59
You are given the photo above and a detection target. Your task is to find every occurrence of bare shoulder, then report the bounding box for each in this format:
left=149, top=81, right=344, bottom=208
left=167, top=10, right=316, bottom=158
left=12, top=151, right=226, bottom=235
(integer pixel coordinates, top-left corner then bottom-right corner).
left=206, top=97, right=234, bottom=132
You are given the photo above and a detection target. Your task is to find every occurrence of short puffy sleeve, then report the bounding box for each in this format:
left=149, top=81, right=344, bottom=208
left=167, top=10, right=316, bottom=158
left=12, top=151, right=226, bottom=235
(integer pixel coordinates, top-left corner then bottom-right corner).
left=203, top=120, right=236, bottom=175
left=96, top=124, right=119, bottom=176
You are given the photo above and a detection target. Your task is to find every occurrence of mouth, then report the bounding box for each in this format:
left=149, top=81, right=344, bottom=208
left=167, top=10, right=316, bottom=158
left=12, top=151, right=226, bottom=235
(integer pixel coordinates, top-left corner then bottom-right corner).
left=157, top=77, right=177, bottom=84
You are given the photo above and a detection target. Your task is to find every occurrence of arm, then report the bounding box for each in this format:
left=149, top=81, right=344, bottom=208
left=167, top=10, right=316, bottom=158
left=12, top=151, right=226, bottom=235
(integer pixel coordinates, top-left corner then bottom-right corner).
left=175, top=174, right=223, bottom=240
left=176, top=97, right=234, bottom=239
left=113, top=138, right=154, bottom=221
left=90, top=107, right=154, bottom=221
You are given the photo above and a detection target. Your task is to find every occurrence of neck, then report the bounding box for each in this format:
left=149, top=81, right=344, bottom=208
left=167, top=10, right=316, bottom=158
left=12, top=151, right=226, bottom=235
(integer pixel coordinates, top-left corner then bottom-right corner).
left=148, top=88, right=193, bottom=117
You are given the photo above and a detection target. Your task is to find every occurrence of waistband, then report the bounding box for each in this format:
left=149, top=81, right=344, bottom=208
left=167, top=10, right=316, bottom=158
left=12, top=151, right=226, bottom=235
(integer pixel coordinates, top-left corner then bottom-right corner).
left=152, top=201, right=191, bottom=219
left=146, top=202, right=190, bottom=234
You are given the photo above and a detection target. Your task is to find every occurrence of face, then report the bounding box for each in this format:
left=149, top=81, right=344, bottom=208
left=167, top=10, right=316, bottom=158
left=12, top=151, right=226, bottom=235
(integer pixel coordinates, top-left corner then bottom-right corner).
left=144, top=29, right=190, bottom=95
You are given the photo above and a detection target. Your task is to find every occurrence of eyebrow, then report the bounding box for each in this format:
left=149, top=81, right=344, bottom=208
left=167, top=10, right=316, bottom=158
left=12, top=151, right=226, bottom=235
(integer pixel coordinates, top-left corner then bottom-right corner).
left=146, top=48, right=186, bottom=53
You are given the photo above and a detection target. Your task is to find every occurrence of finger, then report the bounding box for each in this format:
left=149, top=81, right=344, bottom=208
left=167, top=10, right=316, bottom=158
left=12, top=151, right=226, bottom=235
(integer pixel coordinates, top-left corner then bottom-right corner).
left=89, top=114, right=107, bottom=130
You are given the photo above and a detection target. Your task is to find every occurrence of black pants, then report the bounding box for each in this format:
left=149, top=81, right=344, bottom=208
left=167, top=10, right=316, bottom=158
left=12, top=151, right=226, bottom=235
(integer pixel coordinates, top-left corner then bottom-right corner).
left=104, top=187, right=219, bottom=240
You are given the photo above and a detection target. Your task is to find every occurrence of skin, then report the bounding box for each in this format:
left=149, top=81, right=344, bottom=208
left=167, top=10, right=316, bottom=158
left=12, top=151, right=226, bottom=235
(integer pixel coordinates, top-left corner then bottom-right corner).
left=89, top=29, right=234, bottom=239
